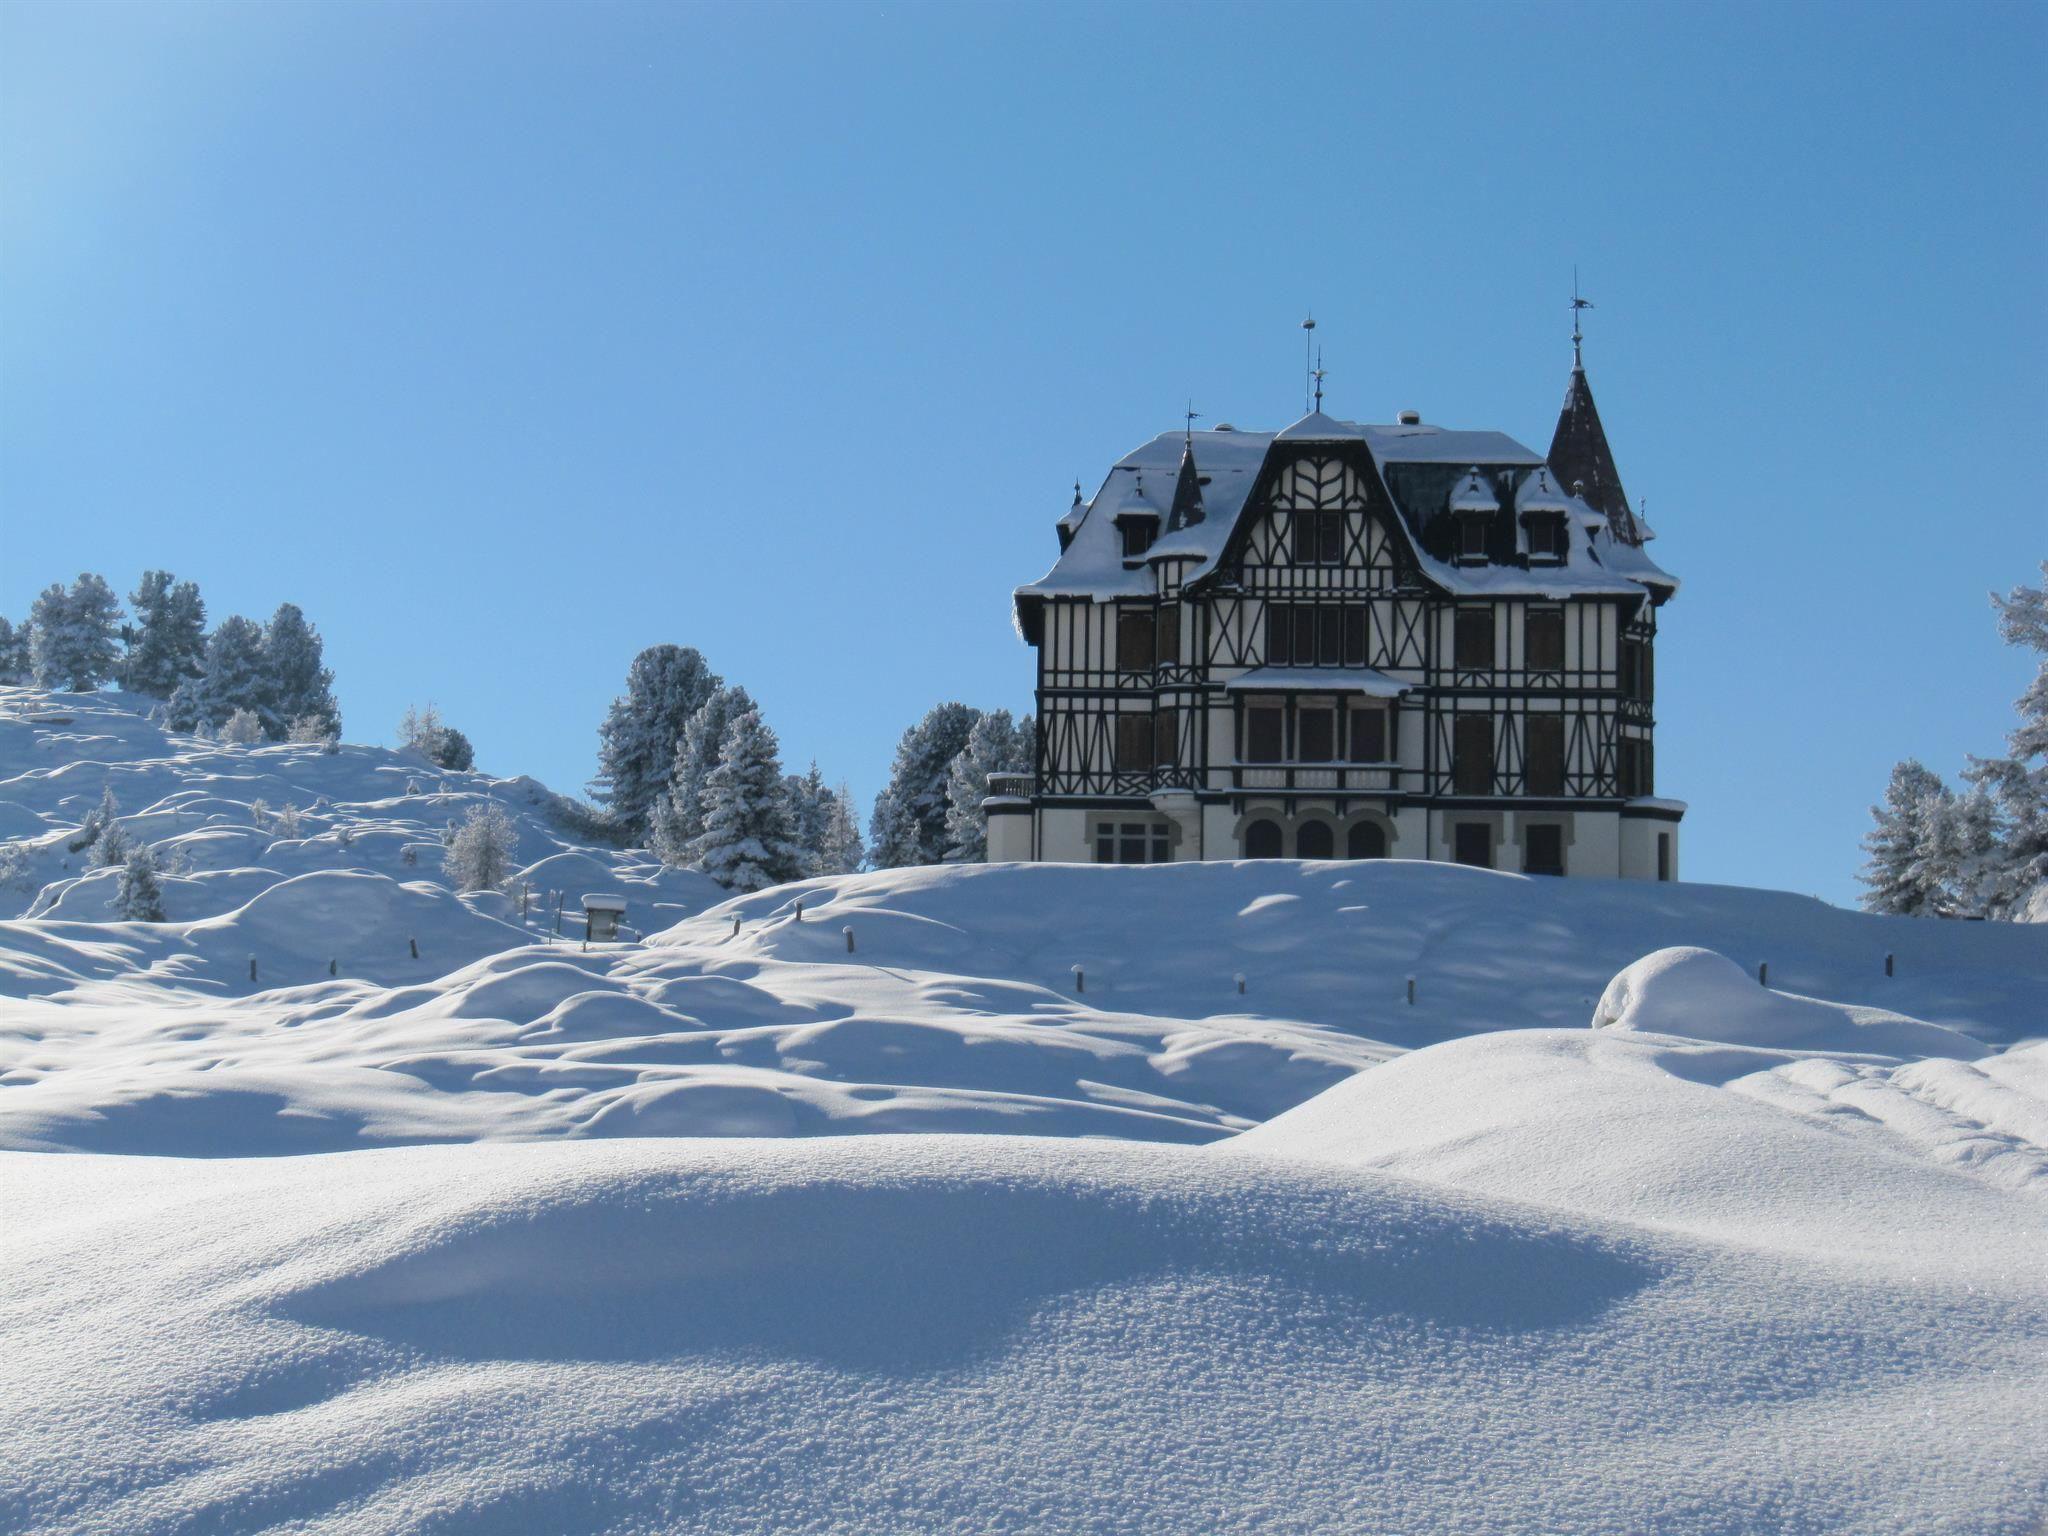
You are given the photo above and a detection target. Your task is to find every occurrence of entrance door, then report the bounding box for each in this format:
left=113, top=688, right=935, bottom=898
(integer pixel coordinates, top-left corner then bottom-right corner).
left=1453, top=823, right=1492, bottom=869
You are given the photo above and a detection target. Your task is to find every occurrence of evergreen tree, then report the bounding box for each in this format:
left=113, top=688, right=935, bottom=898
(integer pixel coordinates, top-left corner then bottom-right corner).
left=869, top=703, right=983, bottom=868
left=431, top=726, right=475, bottom=771
left=0, top=617, right=31, bottom=685
left=1859, top=760, right=1952, bottom=916
left=591, top=645, right=721, bottom=844
left=690, top=708, right=806, bottom=892
left=818, top=782, right=866, bottom=875
left=119, top=571, right=207, bottom=699
left=91, top=817, right=132, bottom=869
left=262, top=603, right=339, bottom=738
left=167, top=615, right=267, bottom=732
left=30, top=574, right=123, bottom=691
left=943, top=711, right=1036, bottom=862
left=115, top=845, right=166, bottom=922
left=656, top=684, right=755, bottom=865
left=1922, top=782, right=2001, bottom=917
left=783, top=761, right=834, bottom=876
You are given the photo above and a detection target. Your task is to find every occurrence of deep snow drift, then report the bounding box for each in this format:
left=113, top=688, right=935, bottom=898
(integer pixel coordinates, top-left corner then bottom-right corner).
left=3, top=688, right=2046, bottom=1534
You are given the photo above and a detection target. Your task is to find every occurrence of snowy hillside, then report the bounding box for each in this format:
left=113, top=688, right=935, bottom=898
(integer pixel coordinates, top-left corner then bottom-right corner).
left=3, top=688, right=2046, bottom=1534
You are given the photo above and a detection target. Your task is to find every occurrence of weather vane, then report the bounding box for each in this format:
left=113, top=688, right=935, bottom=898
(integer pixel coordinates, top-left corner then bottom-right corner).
left=1571, top=267, right=1594, bottom=370
left=1301, top=314, right=1317, bottom=413
left=1312, top=350, right=1327, bottom=412
left=1184, top=400, right=1202, bottom=447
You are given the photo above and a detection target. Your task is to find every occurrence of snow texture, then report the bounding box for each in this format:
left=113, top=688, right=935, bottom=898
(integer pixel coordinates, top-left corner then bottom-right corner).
left=2, top=688, right=2046, bottom=1534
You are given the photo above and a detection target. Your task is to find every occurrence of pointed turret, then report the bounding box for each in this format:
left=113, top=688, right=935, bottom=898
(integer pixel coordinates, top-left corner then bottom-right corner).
left=1547, top=355, right=1641, bottom=547
left=1166, top=441, right=1205, bottom=531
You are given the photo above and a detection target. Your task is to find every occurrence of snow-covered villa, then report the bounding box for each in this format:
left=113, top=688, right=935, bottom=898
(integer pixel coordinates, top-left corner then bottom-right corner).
left=994, top=347, right=1685, bottom=877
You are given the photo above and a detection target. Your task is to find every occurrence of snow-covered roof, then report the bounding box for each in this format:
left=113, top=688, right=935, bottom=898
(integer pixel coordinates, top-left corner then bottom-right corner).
left=1515, top=467, right=1572, bottom=514
left=582, top=893, right=628, bottom=912
left=1225, top=667, right=1414, bottom=697
left=1449, top=469, right=1500, bottom=514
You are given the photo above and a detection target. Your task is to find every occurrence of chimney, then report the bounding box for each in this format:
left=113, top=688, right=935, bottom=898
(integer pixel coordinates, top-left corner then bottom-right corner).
left=1396, top=409, right=1422, bottom=426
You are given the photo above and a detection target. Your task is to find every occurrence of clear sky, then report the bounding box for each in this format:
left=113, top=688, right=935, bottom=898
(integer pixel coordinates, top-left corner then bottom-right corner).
left=2, top=0, right=2042, bottom=905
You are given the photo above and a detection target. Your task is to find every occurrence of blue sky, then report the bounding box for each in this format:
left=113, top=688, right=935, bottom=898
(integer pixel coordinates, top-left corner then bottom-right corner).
left=2, top=0, right=2042, bottom=904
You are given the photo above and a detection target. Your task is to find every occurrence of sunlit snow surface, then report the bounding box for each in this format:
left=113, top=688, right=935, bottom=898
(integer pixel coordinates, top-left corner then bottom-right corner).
left=2, top=688, right=2046, bottom=1534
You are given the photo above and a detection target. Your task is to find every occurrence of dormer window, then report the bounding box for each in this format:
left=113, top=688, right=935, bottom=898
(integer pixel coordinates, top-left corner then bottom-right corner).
left=1448, top=468, right=1499, bottom=565
left=1118, top=515, right=1157, bottom=559
left=1526, top=514, right=1566, bottom=562
left=1457, top=516, right=1489, bottom=561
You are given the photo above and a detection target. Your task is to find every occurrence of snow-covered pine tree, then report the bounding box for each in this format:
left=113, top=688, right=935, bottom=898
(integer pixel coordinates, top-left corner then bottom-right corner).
left=657, top=684, right=756, bottom=865
left=30, top=574, right=123, bottom=692
left=1973, top=563, right=2048, bottom=918
left=444, top=802, right=520, bottom=892
left=943, top=710, right=1036, bottom=862
left=432, top=727, right=474, bottom=771
left=167, top=615, right=268, bottom=732
left=1859, top=760, right=1953, bottom=916
left=115, top=845, right=166, bottom=922
left=119, top=571, right=207, bottom=699
left=591, top=645, right=721, bottom=844
left=91, top=815, right=132, bottom=869
left=782, top=761, right=834, bottom=876
left=817, top=782, right=865, bottom=874
left=0, top=617, right=32, bottom=685
left=1923, top=782, right=2002, bottom=917
left=869, top=703, right=983, bottom=868
left=689, top=708, right=806, bottom=892
left=262, top=603, right=339, bottom=739
left=287, top=714, right=337, bottom=747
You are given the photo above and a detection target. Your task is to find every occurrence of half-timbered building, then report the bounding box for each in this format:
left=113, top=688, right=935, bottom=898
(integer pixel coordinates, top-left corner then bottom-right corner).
left=992, top=356, right=1684, bottom=877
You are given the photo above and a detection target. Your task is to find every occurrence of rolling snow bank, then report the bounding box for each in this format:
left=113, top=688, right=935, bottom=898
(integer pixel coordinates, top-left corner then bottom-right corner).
left=4, top=688, right=2048, bottom=1533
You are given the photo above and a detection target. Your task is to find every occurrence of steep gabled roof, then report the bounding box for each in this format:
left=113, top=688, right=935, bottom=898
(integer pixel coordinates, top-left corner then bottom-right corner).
left=1547, top=365, right=1642, bottom=545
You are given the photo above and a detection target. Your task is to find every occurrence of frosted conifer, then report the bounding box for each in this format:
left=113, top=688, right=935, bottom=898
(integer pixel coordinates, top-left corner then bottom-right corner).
left=1859, top=761, right=1951, bottom=916
left=870, top=703, right=983, bottom=868
left=591, top=645, right=721, bottom=844
left=659, top=684, right=756, bottom=865
left=221, top=708, right=264, bottom=745
left=783, top=761, right=834, bottom=876
left=30, top=574, right=123, bottom=692
left=262, top=604, right=339, bottom=738
left=444, top=802, right=520, bottom=892
left=818, top=782, right=866, bottom=875
left=690, top=709, right=806, bottom=892
left=119, top=572, right=207, bottom=699
left=0, top=617, right=31, bottom=685
left=168, top=616, right=268, bottom=733
left=943, top=710, right=1035, bottom=862
left=115, top=846, right=166, bottom=922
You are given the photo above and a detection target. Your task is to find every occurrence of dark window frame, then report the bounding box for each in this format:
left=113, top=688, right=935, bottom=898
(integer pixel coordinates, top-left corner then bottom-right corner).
left=1117, top=609, right=1155, bottom=672
left=1525, top=713, right=1566, bottom=796
left=1115, top=714, right=1153, bottom=772
left=1524, top=823, right=1565, bottom=876
left=1525, top=608, right=1565, bottom=672
left=1244, top=705, right=1284, bottom=763
left=1453, top=714, right=1494, bottom=795
left=1453, top=609, right=1494, bottom=671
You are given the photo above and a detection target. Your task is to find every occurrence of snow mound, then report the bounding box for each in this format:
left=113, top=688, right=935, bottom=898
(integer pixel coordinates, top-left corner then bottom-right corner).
left=1592, top=945, right=1982, bottom=1058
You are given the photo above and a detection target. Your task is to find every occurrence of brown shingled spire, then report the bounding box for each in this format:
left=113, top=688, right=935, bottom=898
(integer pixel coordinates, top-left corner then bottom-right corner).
left=1547, top=351, right=1642, bottom=547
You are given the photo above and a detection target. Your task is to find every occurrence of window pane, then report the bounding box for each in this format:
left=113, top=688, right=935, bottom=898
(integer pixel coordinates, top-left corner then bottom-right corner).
left=1293, top=608, right=1317, bottom=667
left=1296, top=821, right=1333, bottom=859
left=1149, top=828, right=1171, bottom=864
left=1525, top=824, right=1564, bottom=875
left=1454, top=611, right=1492, bottom=670
left=1153, top=708, right=1178, bottom=766
left=1291, top=515, right=1317, bottom=564
left=1118, top=611, right=1154, bottom=671
left=1095, top=831, right=1114, bottom=864
left=1460, top=518, right=1488, bottom=559
left=1246, top=707, right=1283, bottom=762
left=1349, top=706, right=1386, bottom=761
left=1316, top=608, right=1341, bottom=665
left=1266, top=604, right=1290, bottom=665
left=1117, top=715, right=1152, bottom=771
left=1526, top=714, right=1565, bottom=795
left=1122, top=521, right=1153, bottom=558
left=1343, top=607, right=1367, bottom=666
left=1299, top=708, right=1335, bottom=762
left=1119, top=829, right=1147, bottom=863
left=1156, top=607, right=1180, bottom=667
left=1319, top=513, right=1342, bottom=564
left=1454, top=715, right=1493, bottom=794
left=1453, top=823, right=1492, bottom=868
left=1526, top=610, right=1564, bottom=671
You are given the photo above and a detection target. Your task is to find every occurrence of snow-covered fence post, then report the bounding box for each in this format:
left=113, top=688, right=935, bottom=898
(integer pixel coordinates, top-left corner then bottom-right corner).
left=1758, top=961, right=1769, bottom=987
left=248, top=956, right=257, bottom=983
left=409, top=936, right=419, bottom=960
left=1072, top=964, right=1085, bottom=995
left=1235, top=972, right=1246, bottom=996
left=793, top=898, right=803, bottom=923
left=1885, top=951, right=1894, bottom=978
left=730, top=914, right=741, bottom=939
left=1406, top=975, right=1416, bottom=1006
left=843, top=925, right=855, bottom=954
left=328, top=957, right=337, bottom=977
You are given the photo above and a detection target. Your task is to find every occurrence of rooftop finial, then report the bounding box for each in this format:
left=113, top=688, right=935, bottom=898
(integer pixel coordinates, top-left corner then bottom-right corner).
left=1570, top=266, right=1594, bottom=371
left=1184, top=399, right=1202, bottom=448
left=1073, top=479, right=1082, bottom=506
left=1312, top=348, right=1326, bottom=412
left=1301, top=313, right=1317, bottom=413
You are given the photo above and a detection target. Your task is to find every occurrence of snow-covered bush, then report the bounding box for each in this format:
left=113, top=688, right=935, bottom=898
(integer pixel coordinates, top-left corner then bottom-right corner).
left=29, top=574, right=123, bottom=692
left=432, top=727, right=474, bottom=771
left=67, top=785, right=119, bottom=854
left=248, top=798, right=270, bottom=829
left=592, top=645, right=721, bottom=843
left=114, top=846, right=166, bottom=922
left=221, top=708, right=264, bottom=745
left=90, top=819, right=131, bottom=869
left=870, top=703, right=983, bottom=867
left=444, top=802, right=520, bottom=893
left=398, top=704, right=472, bottom=770
left=690, top=709, right=806, bottom=892
left=274, top=803, right=304, bottom=839
left=0, top=841, right=33, bottom=895
left=287, top=714, right=337, bottom=748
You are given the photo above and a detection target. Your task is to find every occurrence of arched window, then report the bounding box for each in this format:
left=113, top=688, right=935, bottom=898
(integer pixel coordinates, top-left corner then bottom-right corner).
left=1295, top=821, right=1334, bottom=860
left=1347, top=821, right=1387, bottom=860
left=1243, top=820, right=1283, bottom=859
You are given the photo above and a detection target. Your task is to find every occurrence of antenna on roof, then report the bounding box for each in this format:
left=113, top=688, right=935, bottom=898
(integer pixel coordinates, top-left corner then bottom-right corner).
left=1301, top=314, right=1316, bottom=413
left=1184, top=399, right=1202, bottom=448
left=1312, top=349, right=1327, bottom=412
left=1570, top=267, right=1594, bottom=371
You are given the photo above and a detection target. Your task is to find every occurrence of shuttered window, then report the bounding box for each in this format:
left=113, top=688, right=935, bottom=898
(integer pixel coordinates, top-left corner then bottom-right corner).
left=1454, top=610, right=1493, bottom=670
left=1526, top=609, right=1565, bottom=672
left=1117, top=611, right=1155, bottom=672
left=1115, top=715, right=1152, bottom=771
left=1245, top=707, right=1283, bottom=763
left=1526, top=714, right=1565, bottom=795
left=1348, top=706, right=1387, bottom=762
left=1453, top=715, right=1493, bottom=795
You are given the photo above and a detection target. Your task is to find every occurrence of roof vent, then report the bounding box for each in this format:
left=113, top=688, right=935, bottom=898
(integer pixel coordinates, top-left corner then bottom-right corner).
left=1396, top=409, right=1422, bottom=426
left=1213, top=422, right=1235, bottom=432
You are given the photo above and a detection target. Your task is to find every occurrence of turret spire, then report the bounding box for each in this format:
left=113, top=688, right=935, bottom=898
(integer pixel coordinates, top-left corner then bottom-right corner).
left=1570, top=267, right=1593, bottom=372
